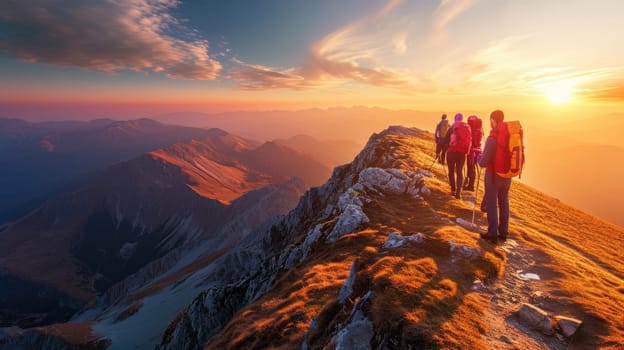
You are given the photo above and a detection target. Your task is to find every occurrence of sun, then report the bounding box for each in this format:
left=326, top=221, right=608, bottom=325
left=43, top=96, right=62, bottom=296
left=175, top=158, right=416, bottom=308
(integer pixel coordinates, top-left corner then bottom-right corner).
left=544, top=80, right=574, bottom=104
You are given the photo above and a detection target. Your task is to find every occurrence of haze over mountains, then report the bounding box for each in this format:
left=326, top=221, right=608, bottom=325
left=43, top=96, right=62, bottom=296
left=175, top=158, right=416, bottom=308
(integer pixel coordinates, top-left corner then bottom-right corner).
left=3, top=106, right=622, bottom=227
left=1, top=126, right=621, bottom=349
left=0, top=118, right=226, bottom=224
left=153, top=107, right=624, bottom=227
left=0, top=125, right=329, bottom=330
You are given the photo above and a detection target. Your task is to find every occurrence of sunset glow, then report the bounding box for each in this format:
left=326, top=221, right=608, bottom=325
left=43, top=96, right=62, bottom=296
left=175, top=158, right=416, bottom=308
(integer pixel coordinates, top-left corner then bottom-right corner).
left=0, top=0, right=622, bottom=119
left=544, top=80, right=574, bottom=104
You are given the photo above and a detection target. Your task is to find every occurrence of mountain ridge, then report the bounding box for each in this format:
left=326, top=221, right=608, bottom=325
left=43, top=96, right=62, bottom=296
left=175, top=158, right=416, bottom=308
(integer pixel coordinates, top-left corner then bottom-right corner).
left=1, top=125, right=622, bottom=349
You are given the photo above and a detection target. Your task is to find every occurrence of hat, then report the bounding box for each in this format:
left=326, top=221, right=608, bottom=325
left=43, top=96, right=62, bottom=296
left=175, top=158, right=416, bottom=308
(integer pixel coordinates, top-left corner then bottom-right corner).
left=490, top=110, right=504, bottom=123
left=454, top=113, right=463, bottom=122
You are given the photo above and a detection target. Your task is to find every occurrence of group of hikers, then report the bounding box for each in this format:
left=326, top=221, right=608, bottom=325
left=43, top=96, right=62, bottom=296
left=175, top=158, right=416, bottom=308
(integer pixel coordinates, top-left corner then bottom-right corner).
left=433, top=110, right=524, bottom=243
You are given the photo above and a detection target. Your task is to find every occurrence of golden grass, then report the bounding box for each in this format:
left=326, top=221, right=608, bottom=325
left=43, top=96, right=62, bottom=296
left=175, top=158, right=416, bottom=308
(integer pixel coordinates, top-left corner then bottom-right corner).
left=207, top=128, right=623, bottom=349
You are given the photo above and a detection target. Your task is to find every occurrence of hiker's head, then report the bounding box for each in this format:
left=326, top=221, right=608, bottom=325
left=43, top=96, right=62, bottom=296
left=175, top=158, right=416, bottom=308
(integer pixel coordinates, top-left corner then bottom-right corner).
left=454, top=113, right=463, bottom=122
left=441, top=114, right=447, bottom=120
left=490, top=110, right=504, bottom=127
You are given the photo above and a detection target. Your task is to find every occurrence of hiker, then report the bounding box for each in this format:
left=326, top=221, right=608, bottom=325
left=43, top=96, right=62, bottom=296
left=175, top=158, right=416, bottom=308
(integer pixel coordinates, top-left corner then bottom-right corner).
left=443, top=113, right=471, bottom=199
left=478, top=110, right=524, bottom=243
left=464, top=115, right=484, bottom=192
left=434, top=114, right=450, bottom=164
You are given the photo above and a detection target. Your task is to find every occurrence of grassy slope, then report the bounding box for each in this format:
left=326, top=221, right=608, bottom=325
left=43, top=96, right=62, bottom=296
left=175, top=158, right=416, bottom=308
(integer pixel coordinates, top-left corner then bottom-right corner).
left=204, top=128, right=624, bottom=349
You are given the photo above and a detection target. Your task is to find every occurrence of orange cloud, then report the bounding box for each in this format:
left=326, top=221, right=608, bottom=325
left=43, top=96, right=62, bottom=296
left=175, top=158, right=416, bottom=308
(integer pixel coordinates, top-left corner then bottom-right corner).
left=227, top=0, right=410, bottom=91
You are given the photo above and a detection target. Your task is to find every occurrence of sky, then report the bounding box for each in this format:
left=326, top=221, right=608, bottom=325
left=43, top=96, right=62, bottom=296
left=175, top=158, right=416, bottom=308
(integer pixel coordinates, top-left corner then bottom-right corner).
left=1, top=0, right=624, bottom=118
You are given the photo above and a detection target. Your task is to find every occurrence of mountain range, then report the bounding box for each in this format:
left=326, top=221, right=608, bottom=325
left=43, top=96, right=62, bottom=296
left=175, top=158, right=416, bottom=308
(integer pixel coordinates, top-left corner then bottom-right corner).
left=0, top=127, right=329, bottom=330
left=1, top=126, right=622, bottom=349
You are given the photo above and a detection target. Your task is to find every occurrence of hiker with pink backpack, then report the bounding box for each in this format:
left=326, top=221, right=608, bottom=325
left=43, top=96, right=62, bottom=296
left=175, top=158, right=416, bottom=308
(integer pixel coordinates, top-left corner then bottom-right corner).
left=464, top=115, right=484, bottom=192
left=442, top=113, right=472, bottom=199
left=478, top=110, right=525, bottom=243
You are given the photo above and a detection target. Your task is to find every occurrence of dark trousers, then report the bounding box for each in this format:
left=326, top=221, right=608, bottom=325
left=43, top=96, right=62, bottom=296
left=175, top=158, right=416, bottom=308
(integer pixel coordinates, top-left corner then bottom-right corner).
left=484, top=171, right=512, bottom=238
left=465, top=152, right=478, bottom=189
left=446, top=152, right=465, bottom=193
left=435, top=143, right=447, bottom=163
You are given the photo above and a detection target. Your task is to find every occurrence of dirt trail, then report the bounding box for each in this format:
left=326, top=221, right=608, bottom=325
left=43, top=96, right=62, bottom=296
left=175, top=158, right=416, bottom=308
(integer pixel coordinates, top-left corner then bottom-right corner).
left=478, top=238, right=570, bottom=350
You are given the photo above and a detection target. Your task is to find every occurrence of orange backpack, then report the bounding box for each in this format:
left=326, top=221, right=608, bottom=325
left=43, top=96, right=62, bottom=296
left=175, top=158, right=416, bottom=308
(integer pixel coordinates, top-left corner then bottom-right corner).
left=494, top=121, right=524, bottom=178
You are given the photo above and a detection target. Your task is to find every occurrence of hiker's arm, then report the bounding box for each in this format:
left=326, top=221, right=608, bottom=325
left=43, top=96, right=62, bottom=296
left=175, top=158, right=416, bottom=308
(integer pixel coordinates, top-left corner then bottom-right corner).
left=478, top=137, right=495, bottom=167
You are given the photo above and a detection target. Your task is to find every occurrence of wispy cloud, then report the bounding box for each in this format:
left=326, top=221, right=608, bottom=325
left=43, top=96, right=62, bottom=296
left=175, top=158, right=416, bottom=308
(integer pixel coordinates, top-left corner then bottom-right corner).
left=227, top=0, right=410, bottom=91
left=432, top=0, right=476, bottom=38
left=450, top=36, right=624, bottom=99
left=586, top=83, right=624, bottom=101
left=0, top=0, right=221, bottom=79
left=225, top=58, right=309, bottom=91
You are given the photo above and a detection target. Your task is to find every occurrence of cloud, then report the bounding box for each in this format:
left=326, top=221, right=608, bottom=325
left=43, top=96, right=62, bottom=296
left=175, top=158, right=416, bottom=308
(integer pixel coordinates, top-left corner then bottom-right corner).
left=225, top=58, right=309, bottom=91
left=392, top=32, right=408, bottom=55
left=0, top=0, right=221, bottom=79
left=432, top=0, right=476, bottom=39
left=587, top=84, right=624, bottom=101
left=227, top=0, right=410, bottom=91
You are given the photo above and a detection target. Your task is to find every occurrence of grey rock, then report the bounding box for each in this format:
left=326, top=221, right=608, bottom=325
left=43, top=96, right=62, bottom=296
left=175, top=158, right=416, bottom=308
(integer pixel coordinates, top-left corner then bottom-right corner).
left=555, top=315, right=583, bottom=337
left=382, top=231, right=424, bottom=248
left=517, top=303, right=554, bottom=335
left=339, top=260, right=358, bottom=304
left=448, top=240, right=481, bottom=259
left=326, top=204, right=369, bottom=243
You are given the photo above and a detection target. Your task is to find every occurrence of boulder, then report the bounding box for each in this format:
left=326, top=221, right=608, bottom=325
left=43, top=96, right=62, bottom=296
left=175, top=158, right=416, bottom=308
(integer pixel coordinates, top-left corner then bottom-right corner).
left=555, top=315, right=582, bottom=337
left=448, top=240, right=481, bottom=259
left=517, top=303, right=554, bottom=335
left=382, top=231, right=424, bottom=248
left=326, top=204, right=369, bottom=243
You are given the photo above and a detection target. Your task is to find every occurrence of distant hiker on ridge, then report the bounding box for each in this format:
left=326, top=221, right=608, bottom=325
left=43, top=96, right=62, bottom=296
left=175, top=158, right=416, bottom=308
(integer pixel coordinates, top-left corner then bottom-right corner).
left=478, top=110, right=525, bottom=243
left=443, top=113, right=471, bottom=199
left=464, top=115, right=484, bottom=192
left=434, top=114, right=449, bottom=164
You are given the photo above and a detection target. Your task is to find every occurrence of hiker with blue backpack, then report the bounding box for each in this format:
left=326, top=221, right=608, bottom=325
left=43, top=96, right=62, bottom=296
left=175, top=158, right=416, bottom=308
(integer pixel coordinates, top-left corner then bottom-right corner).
left=478, top=110, right=524, bottom=243
left=442, top=113, right=472, bottom=199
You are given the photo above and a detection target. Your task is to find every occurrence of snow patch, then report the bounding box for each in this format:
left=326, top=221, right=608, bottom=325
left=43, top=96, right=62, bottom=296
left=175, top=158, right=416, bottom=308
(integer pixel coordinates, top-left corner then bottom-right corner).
left=517, top=271, right=541, bottom=281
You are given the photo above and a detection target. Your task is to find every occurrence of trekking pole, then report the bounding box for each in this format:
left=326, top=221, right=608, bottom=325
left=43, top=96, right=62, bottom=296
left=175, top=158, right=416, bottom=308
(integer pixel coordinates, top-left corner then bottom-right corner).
left=471, top=165, right=482, bottom=225
left=427, top=155, right=437, bottom=171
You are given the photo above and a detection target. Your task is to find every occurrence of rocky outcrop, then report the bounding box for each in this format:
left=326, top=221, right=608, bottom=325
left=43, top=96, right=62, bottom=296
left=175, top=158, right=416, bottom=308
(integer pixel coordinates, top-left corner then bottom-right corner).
left=157, top=127, right=432, bottom=349
left=517, top=303, right=555, bottom=336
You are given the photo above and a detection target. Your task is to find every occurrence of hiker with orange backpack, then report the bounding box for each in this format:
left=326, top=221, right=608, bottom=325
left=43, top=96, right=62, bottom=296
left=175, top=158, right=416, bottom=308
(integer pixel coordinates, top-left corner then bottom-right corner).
left=442, top=113, right=471, bottom=199
left=478, top=110, right=524, bottom=243
left=464, top=115, right=484, bottom=192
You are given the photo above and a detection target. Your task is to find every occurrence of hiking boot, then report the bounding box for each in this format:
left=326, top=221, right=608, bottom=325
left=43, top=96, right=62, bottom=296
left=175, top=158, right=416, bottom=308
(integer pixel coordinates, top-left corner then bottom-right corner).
left=498, top=235, right=508, bottom=243
left=454, top=190, right=461, bottom=199
left=479, top=234, right=497, bottom=244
